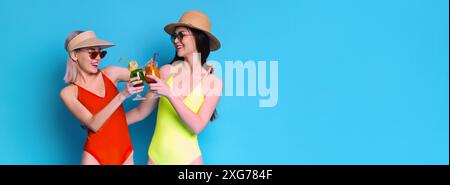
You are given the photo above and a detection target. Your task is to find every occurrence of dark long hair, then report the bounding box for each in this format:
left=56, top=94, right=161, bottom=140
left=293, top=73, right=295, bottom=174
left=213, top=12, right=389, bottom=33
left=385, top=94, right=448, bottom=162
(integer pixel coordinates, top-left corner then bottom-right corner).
left=170, top=27, right=217, bottom=121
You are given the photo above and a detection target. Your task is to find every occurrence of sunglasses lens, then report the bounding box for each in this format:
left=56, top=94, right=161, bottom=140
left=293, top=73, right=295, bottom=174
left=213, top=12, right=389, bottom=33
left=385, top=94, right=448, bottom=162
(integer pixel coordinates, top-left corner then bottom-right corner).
left=88, top=51, right=107, bottom=59
left=100, top=51, right=107, bottom=58
left=171, top=34, right=176, bottom=42
left=89, top=52, right=98, bottom=59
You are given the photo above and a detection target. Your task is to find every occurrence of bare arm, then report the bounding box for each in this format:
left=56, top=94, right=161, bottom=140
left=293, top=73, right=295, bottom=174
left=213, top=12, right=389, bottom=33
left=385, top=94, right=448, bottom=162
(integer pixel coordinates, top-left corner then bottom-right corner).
left=167, top=88, right=221, bottom=134
left=148, top=71, right=223, bottom=134
left=102, top=66, right=130, bottom=83
left=125, top=92, right=159, bottom=125
left=60, top=82, right=142, bottom=132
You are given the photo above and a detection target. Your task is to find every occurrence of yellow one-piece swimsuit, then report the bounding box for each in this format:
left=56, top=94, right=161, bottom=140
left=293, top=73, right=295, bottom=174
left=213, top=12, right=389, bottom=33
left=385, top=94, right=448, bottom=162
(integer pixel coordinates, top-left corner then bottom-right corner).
left=148, top=75, right=205, bottom=164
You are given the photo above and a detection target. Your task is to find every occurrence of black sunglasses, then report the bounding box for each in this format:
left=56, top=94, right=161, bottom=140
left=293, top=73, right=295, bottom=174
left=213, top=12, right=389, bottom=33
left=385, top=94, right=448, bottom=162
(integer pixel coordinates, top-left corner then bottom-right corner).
left=170, top=32, right=191, bottom=42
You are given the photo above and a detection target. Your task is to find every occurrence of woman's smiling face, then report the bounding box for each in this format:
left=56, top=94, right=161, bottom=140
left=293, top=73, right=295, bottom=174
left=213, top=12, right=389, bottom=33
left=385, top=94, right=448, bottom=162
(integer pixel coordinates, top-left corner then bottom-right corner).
left=75, top=47, right=103, bottom=74
left=173, top=27, right=197, bottom=58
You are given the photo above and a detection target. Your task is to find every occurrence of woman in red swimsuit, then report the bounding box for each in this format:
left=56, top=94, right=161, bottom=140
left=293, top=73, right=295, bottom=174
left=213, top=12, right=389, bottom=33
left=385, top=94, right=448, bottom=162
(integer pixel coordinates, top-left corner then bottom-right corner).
left=60, top=30, right=158, bottom=165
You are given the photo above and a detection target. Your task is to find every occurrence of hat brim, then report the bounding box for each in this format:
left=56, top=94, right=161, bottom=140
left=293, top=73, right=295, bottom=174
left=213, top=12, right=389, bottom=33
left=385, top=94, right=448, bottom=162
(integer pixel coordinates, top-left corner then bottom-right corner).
left=72, top=38, right=115, bottom=51
left=164, top=23, right=221, bottom=51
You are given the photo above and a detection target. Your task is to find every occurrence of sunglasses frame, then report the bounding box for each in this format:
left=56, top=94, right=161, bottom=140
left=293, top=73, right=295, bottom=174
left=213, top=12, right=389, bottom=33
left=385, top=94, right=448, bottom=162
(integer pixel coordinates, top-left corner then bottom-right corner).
left=170, top=31, right=192, bottom=42
left=87, top=50, right=107, bottom=60
left=75, top=48, right=108, bottom=60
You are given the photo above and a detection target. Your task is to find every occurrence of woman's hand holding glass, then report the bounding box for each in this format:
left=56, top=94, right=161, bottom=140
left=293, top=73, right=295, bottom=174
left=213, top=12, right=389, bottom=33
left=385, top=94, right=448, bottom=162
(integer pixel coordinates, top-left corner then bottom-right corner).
left=120, top=76, right=144, bottom=100
left=147, top=75, right=173, bottom=99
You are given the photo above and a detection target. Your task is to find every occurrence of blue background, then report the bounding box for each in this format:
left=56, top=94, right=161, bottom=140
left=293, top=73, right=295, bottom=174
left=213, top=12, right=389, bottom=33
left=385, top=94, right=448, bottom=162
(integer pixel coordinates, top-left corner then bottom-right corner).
left=0, top=0, right=448, bottom=164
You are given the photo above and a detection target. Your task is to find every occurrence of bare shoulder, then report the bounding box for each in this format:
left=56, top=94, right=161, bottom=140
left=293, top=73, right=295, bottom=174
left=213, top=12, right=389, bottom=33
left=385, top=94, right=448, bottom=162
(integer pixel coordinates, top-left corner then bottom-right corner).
left=204, top=73, right=223, bottom=96
left=101, top=66, right=118, bottom=81
left=102, top=66, right=128, bottom=75
left=208, top=73, right=223, bottom=87
left=213, top=75, right=223, bottom=90
left=101, top=66, right=129, bottom=82
left=159, top=64, right=172, bottom=80
left=60, top=84, right=77, bottom=100
left=102, top=66, right=121, bottom=75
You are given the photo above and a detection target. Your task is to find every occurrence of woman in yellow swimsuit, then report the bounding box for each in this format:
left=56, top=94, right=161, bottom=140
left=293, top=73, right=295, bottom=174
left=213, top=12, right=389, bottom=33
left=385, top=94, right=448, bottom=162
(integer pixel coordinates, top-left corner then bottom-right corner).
left=145, top=10, right=223, bottom=165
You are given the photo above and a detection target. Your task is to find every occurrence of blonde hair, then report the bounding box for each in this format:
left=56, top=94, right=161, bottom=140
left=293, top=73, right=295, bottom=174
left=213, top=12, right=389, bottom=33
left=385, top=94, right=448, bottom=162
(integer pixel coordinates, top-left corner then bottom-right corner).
left=63, top=30, right=84, bottom=83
